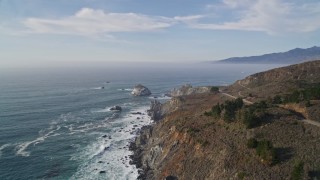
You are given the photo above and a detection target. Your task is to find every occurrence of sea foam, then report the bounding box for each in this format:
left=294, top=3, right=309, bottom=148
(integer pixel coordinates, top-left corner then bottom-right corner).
left=71, top=106, right=152, bottom=180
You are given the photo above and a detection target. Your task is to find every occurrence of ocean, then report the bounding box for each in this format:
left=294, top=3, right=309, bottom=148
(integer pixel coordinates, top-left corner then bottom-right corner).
left=0, top=63, right=283, bottom=180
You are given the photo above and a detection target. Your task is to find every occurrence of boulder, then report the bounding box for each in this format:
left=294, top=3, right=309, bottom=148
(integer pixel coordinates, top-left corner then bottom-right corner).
left=131, top=84, right=151, bottom=96
left=110, top=106, right=122, bottom=111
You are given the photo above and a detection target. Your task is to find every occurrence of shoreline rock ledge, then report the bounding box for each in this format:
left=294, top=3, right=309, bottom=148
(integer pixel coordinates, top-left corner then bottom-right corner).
left=131, top=84, right=151, bottom=96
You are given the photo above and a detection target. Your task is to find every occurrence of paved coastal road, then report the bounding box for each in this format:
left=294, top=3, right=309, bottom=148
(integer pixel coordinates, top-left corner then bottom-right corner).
left=220, top=92, right=253, bottom=105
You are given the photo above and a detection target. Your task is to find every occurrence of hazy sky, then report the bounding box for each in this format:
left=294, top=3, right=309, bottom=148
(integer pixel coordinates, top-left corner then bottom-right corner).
left=1, top=0, right=320, bottom=68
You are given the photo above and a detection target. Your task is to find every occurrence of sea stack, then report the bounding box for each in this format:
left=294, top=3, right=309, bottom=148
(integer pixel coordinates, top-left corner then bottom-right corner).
left=131, top=84, right=151, bottom=96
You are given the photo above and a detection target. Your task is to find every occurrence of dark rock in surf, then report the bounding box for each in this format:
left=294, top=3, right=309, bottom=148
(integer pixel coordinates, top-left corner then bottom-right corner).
left=110, top=106, right=122, bottom=111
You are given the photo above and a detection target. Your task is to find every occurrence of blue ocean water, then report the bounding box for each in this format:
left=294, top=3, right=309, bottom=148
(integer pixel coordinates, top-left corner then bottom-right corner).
left=0, top=63, right=282, bottom=179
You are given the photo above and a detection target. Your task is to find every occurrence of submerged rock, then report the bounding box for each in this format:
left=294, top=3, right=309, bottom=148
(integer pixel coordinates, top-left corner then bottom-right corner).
left=131, top=84, right=151, bottom=96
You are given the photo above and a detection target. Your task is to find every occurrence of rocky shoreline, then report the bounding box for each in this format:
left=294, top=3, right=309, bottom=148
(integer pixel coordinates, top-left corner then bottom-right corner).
left=129, top=98, right=176, bottom=179
left=129, top=125, right=154, bottom=179
left=129, top=99, right=164, bottom=179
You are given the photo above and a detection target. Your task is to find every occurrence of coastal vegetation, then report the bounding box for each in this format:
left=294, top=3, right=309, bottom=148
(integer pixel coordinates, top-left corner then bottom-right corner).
left=205, top=98, right=269, bottom=129
left=273, top=84, right=320, bottom=105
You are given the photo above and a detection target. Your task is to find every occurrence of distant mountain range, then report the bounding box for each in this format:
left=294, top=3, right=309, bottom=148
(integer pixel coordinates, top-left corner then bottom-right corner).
left=214, top=46, right=320, bottom=64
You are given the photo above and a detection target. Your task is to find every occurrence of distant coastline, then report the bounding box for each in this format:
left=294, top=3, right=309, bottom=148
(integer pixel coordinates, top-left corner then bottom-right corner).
left=212, top=46, right=320, bottom=64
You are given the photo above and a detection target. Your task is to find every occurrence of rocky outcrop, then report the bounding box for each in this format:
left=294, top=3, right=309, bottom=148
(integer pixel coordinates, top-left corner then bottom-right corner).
left=169, top=84, right=211, bottom=97
left=147, top=97, right=184, bottom=122
left=147, top=100, right=163, bottom=121
left=132, top=84, right=152, bottom=96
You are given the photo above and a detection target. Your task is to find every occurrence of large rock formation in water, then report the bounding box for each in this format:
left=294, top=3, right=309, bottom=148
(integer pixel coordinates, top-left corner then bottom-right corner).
left=131, top=84, right=151, bottom=96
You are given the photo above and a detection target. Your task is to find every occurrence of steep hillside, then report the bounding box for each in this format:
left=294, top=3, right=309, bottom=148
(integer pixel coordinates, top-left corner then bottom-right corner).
left=214, top=46, right=320, bottom=64
left=224, top=60, right=320, bottom=99
left=223, top=60, right=320, bottom=121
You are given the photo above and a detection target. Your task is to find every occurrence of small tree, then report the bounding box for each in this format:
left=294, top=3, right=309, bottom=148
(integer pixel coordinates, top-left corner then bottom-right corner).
left=210, top=86, right=219, bottom=93
left=256, top=140, right=276, bottom=165
left=291, top=161, right=304, bottom=180
left=235, top=98, right=244, bottom=109
left=305, top=100, right=311, bottom=107
left=247, top=138, right=258, bottom=148
left=273, top=95, right=282, bottom=104
left=242, top=109, right=259, bottom=129
left=212, top=103, right=222, bottom=118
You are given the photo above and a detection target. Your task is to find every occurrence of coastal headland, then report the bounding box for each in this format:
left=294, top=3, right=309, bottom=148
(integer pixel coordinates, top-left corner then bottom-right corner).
left=130, top=60, right=320, bottom=180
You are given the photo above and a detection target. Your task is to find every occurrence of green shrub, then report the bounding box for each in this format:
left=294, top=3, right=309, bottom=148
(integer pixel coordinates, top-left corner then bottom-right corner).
left=211, top=103, right=222, bottom=118
left=204, top=111, right=212, bottom=116
left=198, top=139, right=210, bottom=147
left=305, top=100, right=311, bottom=107
left=256, top=140, right=276, bottom=165
left=210, top=86, right=219, bottom=92
left=235, top=98, right=244, bottom=109
left=242, top=109, right=259, bottom=129
left=257, top=100, right=268, bottom=109
left=187, top=128, right=200, bottom=134
left=237, top=171, right=247, bottom=179
left=247, top=138, right=258, bottom=148
left=273, top=95, right=282, bottom=104
left=282, top=85, right=320, bottom=104
left=223, top=98, right=244, bottom=122
left=291, top=161, right=304, bottom=180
